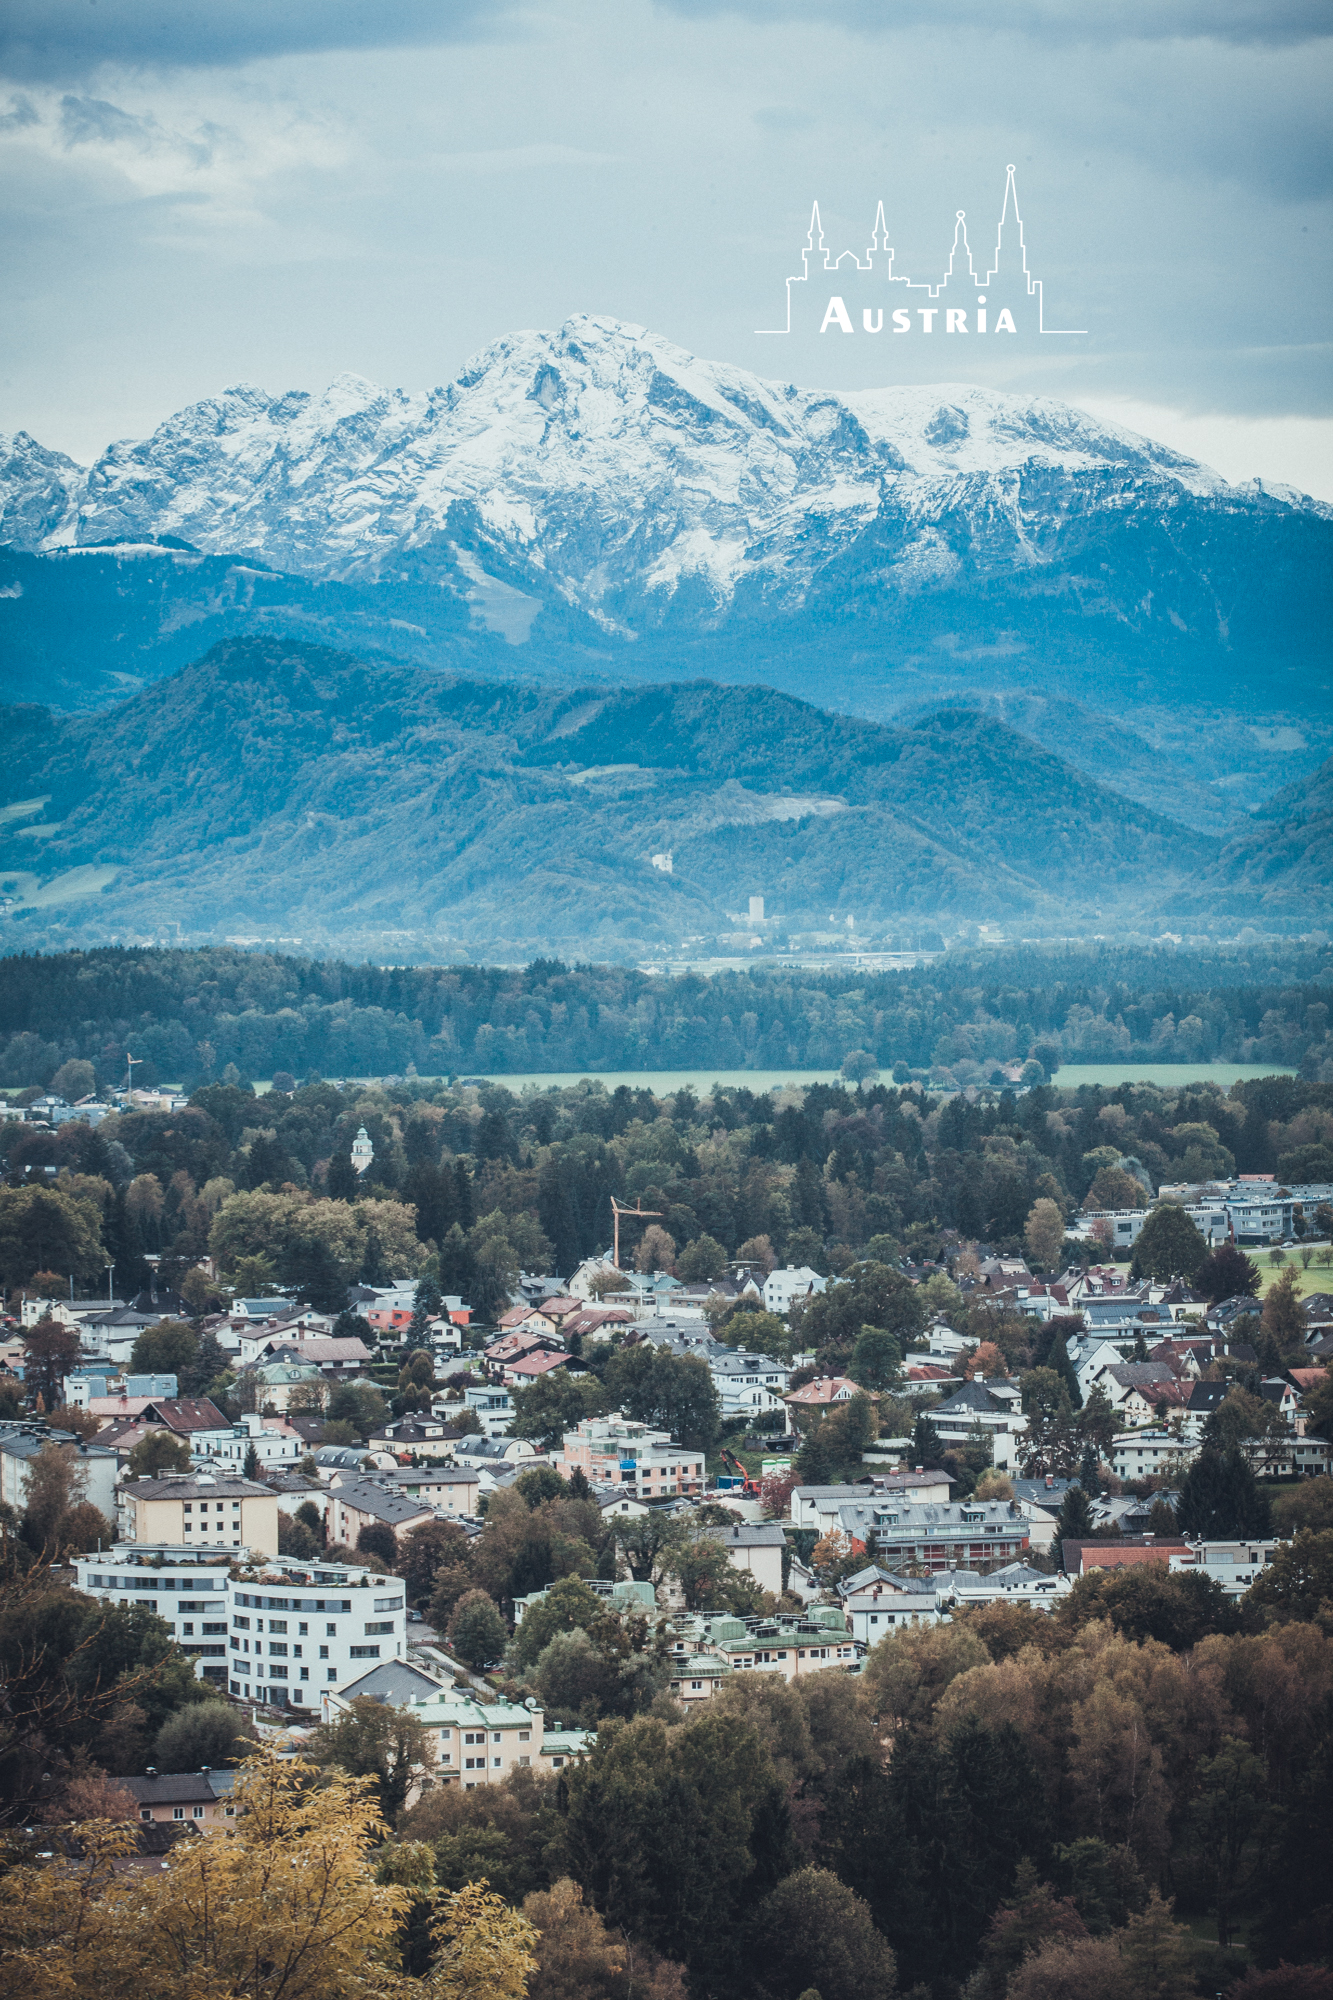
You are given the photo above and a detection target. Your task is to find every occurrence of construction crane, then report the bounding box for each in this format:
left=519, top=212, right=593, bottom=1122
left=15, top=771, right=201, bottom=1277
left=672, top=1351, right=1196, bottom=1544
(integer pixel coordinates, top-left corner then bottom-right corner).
left=609, top=1197, right=663, bottom=1269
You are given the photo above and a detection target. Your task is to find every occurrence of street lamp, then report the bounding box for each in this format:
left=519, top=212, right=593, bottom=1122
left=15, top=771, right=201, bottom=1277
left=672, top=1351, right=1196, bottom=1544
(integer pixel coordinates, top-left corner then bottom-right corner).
left=105, top=1262, right=115, bottom=1306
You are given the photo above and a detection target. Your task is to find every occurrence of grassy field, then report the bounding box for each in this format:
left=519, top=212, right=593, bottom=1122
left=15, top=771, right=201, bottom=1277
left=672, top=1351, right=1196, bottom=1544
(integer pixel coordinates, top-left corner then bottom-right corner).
left=1255, top=1254, right=1333, bottom=1297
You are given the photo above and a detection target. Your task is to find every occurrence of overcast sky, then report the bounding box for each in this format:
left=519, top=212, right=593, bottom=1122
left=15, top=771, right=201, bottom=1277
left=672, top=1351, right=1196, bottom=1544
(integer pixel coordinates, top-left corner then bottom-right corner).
left=2, top=0, right=1330, bottom=494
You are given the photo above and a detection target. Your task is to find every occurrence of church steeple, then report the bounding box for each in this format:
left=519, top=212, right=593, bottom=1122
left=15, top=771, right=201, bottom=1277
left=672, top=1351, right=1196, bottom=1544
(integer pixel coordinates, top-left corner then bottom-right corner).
left=802, top=200, right=829, bottom=278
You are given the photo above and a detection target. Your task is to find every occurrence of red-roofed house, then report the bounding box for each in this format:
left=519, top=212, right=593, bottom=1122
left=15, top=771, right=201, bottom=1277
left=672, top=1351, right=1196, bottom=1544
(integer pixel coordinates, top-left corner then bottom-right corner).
left=785, top=1376, right=865, bottom=1411
left=504, top=1351, right=573, bottom=1387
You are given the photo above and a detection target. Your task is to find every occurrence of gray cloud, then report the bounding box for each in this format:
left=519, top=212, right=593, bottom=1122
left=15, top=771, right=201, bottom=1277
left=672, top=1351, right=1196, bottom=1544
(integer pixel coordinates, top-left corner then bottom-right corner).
left=0, top=1, right=512, bottom=84
left=659, top=0, right=1332, bottom=47
left=59, top=94, right=156, bottom=147
left=0, top=91, right=38, bottom=128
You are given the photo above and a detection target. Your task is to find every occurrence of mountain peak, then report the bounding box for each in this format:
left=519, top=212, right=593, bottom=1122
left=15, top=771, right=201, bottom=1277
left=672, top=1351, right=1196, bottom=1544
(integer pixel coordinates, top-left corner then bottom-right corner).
left=1, top=321, right=1329, bottom=649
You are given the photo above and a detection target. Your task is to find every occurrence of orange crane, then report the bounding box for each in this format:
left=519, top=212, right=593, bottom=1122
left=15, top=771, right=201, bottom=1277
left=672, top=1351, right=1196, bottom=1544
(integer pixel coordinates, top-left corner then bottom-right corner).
left=609, top=1197, right=663, bottom=1269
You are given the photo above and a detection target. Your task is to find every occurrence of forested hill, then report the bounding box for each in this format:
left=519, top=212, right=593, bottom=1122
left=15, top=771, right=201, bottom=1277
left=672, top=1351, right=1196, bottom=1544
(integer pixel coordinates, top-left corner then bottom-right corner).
left=0, top=939, right=1329, bottom=1094
left=0, top=636, right=1233, bottom=956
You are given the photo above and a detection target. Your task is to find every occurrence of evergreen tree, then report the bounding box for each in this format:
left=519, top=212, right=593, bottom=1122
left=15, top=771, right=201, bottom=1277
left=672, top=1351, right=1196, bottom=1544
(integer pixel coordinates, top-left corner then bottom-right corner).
left=359, top=1226, right=387, bottom=1287
left=325, top=1150, right=358, bottom=1201
left=1177, top=1445, right=1271, bottom=1540
left=1050, top=1336, right=1084, bottom=1410
left=1055, top=1483, right=1094, bottom=1550
left=912, top=1412, right=944, bottom=1466
left=454, top=1159, right=476, bottom=1231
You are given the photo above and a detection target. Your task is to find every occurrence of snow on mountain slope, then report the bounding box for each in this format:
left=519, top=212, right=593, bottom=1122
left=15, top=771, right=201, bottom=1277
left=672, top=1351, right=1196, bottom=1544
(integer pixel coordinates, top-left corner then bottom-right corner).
left=1, top=316, right=1326, bottom=633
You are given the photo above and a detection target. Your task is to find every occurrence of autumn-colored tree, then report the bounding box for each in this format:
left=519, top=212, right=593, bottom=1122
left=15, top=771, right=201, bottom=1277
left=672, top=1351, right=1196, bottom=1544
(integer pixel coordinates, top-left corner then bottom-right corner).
left=523, top=1877, right=625, bottom=2000
left=634, top=1224, right=677, bottom=1275
left=1007, top=1935, right=1135, bottom=2000
left=0, top=1754, right=417, bottom=1999
left=20, top=1317, right=82, bottom=1409
left=1025, top=1198, right=1067, bottom=1271
left=431, top=1880, right=539, bottom=2000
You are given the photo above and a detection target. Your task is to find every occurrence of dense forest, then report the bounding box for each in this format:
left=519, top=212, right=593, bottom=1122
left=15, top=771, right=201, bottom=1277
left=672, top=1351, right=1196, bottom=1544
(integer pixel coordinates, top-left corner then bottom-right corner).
left=7, top=1467, right=1333, bottom=1999
left=4, top=1036, right=1332, bottom=1316
left=1, top=939, right=1330, bottom=1094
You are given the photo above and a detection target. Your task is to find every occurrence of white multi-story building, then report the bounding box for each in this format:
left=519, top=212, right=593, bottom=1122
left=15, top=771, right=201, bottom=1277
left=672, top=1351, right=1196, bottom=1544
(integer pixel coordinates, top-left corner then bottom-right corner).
left=72, top=1545, right=408, bottom=1708
left=708, top=1347, right=791, bottom=1421
left=462, top=1385, right=516, bottom=1437
left=762, top=1266, right=827, bottom=1316
left=191, top=1411, right=307, bottom=1472
left=1110, top=1428, right=1195, bottom=1482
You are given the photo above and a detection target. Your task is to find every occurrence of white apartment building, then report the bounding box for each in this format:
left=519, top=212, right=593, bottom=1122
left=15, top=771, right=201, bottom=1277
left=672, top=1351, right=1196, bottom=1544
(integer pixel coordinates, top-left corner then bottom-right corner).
left=1111, top=1429, right=1196, bottom=1482
left=461, top=1385, right=516, bottom=1438
left=191, top=1411, right=307, bottom=1473
left=73, top=1545, right=408, bottom=1707
left=762, top=1266, right=828, bottom=1315
left=708, top=1347, right=791, bottom=1421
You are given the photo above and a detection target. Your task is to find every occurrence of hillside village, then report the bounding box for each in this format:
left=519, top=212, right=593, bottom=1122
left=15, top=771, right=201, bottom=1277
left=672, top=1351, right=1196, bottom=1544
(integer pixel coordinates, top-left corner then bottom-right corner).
left=3, top=1061, right=1333, bottom=1992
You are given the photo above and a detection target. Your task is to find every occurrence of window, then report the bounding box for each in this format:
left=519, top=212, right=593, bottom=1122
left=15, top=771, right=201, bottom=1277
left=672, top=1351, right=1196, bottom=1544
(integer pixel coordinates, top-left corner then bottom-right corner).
left=319, top=1645, right=329, bottom=1659
left=349, top=1645, right=380, bottom=1660
left=491, top=1732, right=501, bottom=1744
left=298, top=1622, right=308, bottom=1635
left=173, top=1807, right=184, bottom=1820
left=181, top=1623, right=194, bottom=1637
left=268, top=1643, right=288, bottom=1658
left=365, top=1621, right=394, bottom=1636
left=518, top=1731, right=530, bottom=1743
left=300, top=1666, right=309, bottom=1680
left=193, top=1806, right=204, bottom=1819
left=140, top=1808, right=152, bottom=1822
left=327, top=1668, right=337, bottom=1681
left=268, top=1619, right=287, bottom=1635
left=326, top=1624, right=337, bottom=1636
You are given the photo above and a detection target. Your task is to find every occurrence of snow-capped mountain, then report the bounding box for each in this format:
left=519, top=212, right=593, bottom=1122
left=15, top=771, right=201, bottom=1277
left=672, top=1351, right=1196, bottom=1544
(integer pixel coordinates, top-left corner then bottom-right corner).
left=3, top=315, right=1324, bottom=637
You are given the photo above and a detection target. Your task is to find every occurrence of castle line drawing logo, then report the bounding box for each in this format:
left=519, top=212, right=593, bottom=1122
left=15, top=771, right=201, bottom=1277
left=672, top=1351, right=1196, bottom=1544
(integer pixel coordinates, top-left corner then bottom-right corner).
left=759, top=164, right=1086, bottom=339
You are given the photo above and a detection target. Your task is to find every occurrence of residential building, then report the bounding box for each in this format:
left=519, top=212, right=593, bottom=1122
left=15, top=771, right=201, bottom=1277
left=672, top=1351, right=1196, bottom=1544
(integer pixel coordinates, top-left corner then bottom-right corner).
left=785, top=1375, right=863, bottom=1414
left=375, top=1465, right=482, bottom=1516
left=191, top=1411, right=307, bottom=1472
left=72, top=1546, right=240, bottom=1691
left=715, top=1519, right=786, bottom=1597
left=1104, top=1424, right=1184, bottom=1488
left=928, top=1378, right=1028, bottom=1472
left=1060, top=1536, right=1189, bottom=1576
left=320, top=1477, right=437, bottom=1549
left=839, top=1567, right=948, bottom=1642
left=673, top=1606, right=861, bottom=1683
left=762, top=1266, right=828, bottom=1315
left=667, top=1653, right=733, bottom=1701
left=249, top=1360, right=326, bottom=1412
left=322, top=1659, right=592, bottom=1782
left=788, top=1470, right=954, bottom=1533
left=559, top=1413, right=706, bottom=1498
left=834, top=1494, right=1031, bottom=1571
left=80, top=1545, right=413, bottom=1707
left=116, top=1472, right=279, bottom=1554
left=124, top=1771, right=237, bottom=1829
left=708, top=1347, right=791, bottom=1422
left=0, top=1422, right=119, bottom=1519
left=1168, top=1539, right=1279, bottom=1593
left=63, top=1370, right=178, bottom=1408
left=460, top=1385, right=516, bottom=1438
left=448, top=1434, right=542, bottom=1471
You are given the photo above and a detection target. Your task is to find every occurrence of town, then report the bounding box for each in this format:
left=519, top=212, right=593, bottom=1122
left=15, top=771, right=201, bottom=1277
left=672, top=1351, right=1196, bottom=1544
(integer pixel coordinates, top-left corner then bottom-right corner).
left=1, top=1057, right=1331, bottom=1995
